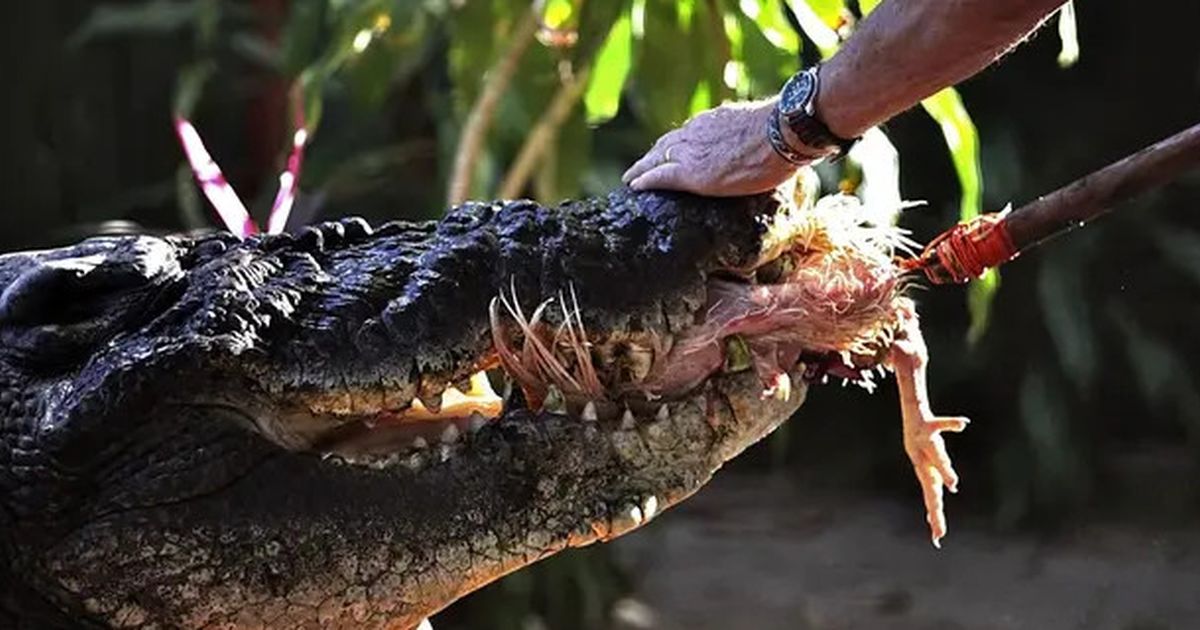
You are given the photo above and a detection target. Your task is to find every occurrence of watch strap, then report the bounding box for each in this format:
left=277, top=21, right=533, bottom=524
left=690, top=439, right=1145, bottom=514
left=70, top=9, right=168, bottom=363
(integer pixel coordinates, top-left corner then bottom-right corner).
left=779, top=66, right=859, bottom=160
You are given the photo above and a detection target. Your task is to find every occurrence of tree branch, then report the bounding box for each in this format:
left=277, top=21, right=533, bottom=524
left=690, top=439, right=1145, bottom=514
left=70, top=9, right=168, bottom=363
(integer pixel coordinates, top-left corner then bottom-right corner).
left=446, top=8, right=540, bottom=206
left=498, top=63, right=592, bottom=200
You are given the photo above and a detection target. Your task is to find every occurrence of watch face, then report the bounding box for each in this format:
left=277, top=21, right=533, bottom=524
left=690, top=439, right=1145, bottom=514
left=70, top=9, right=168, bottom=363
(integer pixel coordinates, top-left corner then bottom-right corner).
left=780, top=69, right=817, bottom=118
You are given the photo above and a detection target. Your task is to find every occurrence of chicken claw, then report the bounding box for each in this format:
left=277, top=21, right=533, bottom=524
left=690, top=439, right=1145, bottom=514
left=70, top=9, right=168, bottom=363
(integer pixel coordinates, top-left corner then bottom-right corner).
left=889, top=320, right=969, bottom=548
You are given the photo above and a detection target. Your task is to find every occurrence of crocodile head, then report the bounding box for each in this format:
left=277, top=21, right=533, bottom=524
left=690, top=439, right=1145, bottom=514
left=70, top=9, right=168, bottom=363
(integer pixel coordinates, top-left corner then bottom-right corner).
left=0, top=187, right=906, bottom=628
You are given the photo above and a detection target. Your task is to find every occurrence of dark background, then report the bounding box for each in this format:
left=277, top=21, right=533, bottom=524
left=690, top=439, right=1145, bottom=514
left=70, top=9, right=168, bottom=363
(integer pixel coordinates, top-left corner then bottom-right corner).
left=4, top=1, right=1200, bottom=628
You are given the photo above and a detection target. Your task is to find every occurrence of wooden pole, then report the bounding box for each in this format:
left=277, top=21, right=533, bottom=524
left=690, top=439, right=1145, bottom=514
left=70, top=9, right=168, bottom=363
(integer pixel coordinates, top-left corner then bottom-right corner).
left=1005, top=121, right=1200, bottom=253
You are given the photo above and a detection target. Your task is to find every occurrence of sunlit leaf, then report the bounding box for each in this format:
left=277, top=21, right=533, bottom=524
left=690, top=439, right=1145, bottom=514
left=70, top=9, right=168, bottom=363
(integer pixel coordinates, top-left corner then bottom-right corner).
left=542, top=0, right=576, bottom=28
left=785, top=0, right=839, bottom=58
left=1057, top=1, right=1080, bottom=68
left=847, top=127, right=902, bottom=224
left=740, top=0, right=800, bottom=55
left=858, top=0, right=882, bottom=16
left=688, top=81, right=712, bottom=116
left=804, top=0, right=848, bottom=27
left=584, top=14, right=633, bottom=124
left=731, top=9, right=795, bottom=97
left=921, top=87, right=993, bottom=342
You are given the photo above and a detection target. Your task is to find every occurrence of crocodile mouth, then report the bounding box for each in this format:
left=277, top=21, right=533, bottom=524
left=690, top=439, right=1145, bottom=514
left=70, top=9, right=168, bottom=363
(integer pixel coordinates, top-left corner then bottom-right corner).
left=274, top=192, right=910, bottom=465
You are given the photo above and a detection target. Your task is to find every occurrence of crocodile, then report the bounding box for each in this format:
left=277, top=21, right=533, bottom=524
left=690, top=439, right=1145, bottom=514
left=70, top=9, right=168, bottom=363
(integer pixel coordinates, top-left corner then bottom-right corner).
left=0, top=186, right=964, bottom=629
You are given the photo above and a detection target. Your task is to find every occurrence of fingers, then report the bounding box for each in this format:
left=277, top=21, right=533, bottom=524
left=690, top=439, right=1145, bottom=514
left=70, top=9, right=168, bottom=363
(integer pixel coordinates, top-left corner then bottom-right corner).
left=622, top=130, right=686, bottom=185
left=629, top=162, right=690, bottom=192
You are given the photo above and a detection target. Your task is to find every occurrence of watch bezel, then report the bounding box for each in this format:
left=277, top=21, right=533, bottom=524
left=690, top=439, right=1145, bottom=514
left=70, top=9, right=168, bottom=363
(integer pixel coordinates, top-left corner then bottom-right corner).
left=776, top=65, right=858, bottom=159
left=778, top=67, right=819, bottom=123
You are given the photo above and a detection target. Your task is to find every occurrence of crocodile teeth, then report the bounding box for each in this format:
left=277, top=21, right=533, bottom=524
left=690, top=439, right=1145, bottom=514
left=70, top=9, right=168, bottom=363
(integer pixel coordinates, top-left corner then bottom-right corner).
left=620, top=409, right=637, bottom=430
left=418, top=392, right=443, bottom=414
left=468, top=412, right=488, bottom=433
left=656, top=404, right=670, bottom=422
left=581, top=401, right=598, bottom=422
left=441, top=423, right=461, bottom=444
left=411, top=437, right=429, bottom=450
left=610, top=503, right=644, bottom=536
left=542, top=385, right=567, bottom=415
left=641, top=496, right=659, bottom=521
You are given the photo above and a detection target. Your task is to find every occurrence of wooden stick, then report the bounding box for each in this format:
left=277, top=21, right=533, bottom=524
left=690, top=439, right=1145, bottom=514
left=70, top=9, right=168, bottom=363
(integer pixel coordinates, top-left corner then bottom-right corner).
left=907, top=121, right=1200, bottom=284
left=1005, top=121, right=1200, bottom=253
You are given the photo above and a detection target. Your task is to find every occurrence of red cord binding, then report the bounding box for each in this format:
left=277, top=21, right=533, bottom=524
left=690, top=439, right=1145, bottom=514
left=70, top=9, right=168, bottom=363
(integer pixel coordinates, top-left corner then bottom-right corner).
left=901, top=212, right=1019, bottom=284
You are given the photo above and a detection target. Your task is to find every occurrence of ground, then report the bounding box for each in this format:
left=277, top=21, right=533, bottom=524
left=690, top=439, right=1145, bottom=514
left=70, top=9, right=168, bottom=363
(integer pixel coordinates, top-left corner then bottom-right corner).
left=611, top=471, right=1200, bottom=630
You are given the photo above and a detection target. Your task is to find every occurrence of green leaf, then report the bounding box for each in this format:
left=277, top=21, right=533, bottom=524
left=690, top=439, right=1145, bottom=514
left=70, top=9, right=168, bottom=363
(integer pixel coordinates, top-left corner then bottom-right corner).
left=857, top=0, right=882, bottom=16
left=1056, top=1, right=1080, bottom=68
left=584, top=14, right=633, bottom=124
left=635, top=0, right=709, bottom=132
left=744, top=0, right=800, bottom=55
left=687, top=81, right=712, bottom=116
left=921, top=87, right=993, bottom=342
left=966, top=268, right=998, bottom=344
left=921, top=88, right=982, bottom=219
left=731, top=11, right=789, bottom=97
left=805, top=0, right=848, bottom=26
left=1036, top=239, right=1098, bottom=390
left=785, top=0, right=839, bottom=58
left=70, top=0, right=199, bottom=46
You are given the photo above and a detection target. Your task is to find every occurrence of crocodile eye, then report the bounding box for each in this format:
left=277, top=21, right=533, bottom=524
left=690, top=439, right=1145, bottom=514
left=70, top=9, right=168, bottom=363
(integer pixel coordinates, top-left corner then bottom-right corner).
left=0, top=236, right=182, bottom=365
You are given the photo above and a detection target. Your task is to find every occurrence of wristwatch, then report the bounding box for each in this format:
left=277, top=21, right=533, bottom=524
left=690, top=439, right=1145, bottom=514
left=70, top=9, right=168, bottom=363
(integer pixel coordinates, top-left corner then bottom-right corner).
left=769, top=66, right=859, bottom=164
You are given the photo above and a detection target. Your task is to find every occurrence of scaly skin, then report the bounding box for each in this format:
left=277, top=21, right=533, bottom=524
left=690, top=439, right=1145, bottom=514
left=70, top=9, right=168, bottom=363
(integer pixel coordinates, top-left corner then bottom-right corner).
left=0, top=189, right=811, bottom=628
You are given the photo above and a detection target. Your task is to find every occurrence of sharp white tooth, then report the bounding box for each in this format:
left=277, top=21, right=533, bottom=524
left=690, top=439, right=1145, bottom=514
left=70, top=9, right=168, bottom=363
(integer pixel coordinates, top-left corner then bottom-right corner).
left=582, top=401, right=599, bottom=422
left=877, top=365, right=888, bottom=378
left=820, top=375, right=829, bottom=385
left=468, top=412, right=488, bottom=433
left=841, top=378, right=849, bottom=387
left=441, top=423, right=461, bottom=444
left=620, top=409, right=637, bottom=430
left=418, top=392, right=443, bottom=414
left=412, top=436, right=428, bottom=450
left=642, top=496, right=659, bottom=520
left=543, top=385, right=567, bottom=414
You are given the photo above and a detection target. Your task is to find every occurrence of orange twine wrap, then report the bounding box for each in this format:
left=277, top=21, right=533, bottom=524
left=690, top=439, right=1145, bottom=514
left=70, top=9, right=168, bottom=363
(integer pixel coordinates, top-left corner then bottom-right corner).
left=902, top=212, right=1018, bottom=284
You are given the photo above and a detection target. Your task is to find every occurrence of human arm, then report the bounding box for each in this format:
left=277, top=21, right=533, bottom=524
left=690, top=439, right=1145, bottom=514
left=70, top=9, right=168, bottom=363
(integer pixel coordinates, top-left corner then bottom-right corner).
left=622, top=0, right=1068, bottom=196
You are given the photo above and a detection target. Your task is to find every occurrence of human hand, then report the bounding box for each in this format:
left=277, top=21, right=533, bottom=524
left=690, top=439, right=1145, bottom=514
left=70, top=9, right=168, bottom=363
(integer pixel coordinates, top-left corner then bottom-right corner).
left=622, top=99, right=801, bottom=197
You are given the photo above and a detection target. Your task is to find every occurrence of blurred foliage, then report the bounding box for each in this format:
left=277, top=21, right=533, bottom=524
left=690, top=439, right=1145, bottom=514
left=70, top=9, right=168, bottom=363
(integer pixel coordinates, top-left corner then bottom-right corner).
left=8, top=0, right=1200, bottom=627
